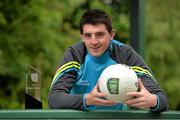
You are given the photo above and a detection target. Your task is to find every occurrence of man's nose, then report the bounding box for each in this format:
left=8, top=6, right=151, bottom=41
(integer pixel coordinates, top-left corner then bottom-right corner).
left=91, top=34, right=98, bottom=45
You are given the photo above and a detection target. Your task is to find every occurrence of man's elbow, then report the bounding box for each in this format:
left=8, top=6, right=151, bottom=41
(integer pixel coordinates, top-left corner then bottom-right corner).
left=48, top=94, right=58, bottom=109
left=48, top=93, right=64, bottom=109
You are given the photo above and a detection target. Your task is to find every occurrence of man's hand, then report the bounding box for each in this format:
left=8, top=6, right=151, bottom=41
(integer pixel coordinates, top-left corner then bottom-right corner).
left=85, top=83, right=116, bottom=106
left=125, top=79, right=157, bottom=109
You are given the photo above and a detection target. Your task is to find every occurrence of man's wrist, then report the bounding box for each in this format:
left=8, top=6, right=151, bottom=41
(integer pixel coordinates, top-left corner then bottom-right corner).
left=150, top=95, right=160, bottom=111
left=85, top=93, right=91, bottom=106
left=151, top=94, right=158, bottom=108
left=83, top=94, right=89, bottom=110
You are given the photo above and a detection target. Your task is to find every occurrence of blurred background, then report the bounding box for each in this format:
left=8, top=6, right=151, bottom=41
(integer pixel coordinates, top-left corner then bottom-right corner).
left=0, top=0, right=179, bottom=110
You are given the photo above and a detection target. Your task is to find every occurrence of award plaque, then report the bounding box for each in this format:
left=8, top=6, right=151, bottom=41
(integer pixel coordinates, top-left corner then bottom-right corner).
left=25, top=64, right=42, bottom=109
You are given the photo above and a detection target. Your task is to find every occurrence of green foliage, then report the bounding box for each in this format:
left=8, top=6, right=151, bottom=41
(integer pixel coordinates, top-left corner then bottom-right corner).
left=0, top=0, right=129, bottom=108
left=145, top=0, right=180, bottom=110
left=0, top=0, right=79, bottom=108
left=2, top=0, right=179, bottom=111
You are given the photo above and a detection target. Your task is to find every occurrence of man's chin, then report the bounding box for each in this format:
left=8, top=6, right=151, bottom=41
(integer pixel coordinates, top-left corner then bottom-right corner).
left=89, top=49, right=104, bottom=57
left=90, top=52, right=102, bottom=57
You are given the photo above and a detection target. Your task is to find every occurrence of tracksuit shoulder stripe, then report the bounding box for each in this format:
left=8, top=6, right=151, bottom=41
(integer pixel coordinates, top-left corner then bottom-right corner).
left=51, top=61, right=80, bottom=87
left=131, top=66, right=154, bottom=80
left=54, top=64, right=80, bottom=80
left=56, top=61, right=80, bottom=74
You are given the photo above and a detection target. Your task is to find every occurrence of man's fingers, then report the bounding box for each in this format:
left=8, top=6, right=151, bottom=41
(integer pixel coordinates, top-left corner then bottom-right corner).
left=138, top=78, right=145, bottom=90
left=125, top=96, right=144, bottom=104
left=127, top=91, right=142, bottom=98
left=94, top=83, right=99, bottom=89
left=96, top=92, right=106, bottom=97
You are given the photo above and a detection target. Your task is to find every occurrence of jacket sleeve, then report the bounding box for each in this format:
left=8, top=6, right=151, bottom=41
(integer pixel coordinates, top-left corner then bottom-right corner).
left=123, top=45, right=168, bottom=112
left=48, top=47, right=84, bottom=109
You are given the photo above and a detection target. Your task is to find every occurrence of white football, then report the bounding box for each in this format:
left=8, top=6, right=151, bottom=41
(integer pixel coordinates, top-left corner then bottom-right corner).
left=98, top=64, right=139, bottom=103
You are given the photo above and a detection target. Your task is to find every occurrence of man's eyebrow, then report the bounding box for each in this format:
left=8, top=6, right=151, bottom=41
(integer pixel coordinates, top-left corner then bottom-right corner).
left=84, top=32, right=91, bottom=34
left=84, top=32, right=106, bottom=34
left=83, top=33, right=91, bottom=35
left=96, top=32, right=106, bottom=34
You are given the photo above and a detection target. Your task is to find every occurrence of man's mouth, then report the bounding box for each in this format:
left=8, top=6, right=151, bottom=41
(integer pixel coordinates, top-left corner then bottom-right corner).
left=91, top=46, right=101, bottom=50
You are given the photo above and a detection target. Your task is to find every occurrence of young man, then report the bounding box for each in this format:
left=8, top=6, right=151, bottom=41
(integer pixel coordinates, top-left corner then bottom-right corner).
left=48, top=9, right=168, bottom=112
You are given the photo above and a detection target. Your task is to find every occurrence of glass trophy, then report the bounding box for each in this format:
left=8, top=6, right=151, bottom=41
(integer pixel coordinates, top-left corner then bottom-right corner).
left=25, top=64, right=42, bottom=109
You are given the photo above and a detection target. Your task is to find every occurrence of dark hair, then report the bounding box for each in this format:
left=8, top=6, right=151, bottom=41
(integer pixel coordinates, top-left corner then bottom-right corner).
left=80, top=9, right=112, bottom=34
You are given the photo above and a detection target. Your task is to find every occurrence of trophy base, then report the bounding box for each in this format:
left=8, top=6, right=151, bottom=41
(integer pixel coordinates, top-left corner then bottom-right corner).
left=25, top=93, right=42, bottom=109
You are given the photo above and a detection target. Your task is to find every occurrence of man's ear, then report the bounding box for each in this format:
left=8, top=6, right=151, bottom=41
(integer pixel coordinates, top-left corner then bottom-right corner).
left=110, top=29, right=116, bottom=40
left=81, top=34, right=84, bottom=42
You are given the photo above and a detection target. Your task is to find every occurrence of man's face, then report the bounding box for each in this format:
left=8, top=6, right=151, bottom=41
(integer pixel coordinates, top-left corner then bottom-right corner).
left=81, top=24, right=115, bottom=57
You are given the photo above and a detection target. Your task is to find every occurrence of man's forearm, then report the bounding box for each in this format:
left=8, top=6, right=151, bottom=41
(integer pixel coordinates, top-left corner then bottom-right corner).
left=48, top=91, right=84, bottom=109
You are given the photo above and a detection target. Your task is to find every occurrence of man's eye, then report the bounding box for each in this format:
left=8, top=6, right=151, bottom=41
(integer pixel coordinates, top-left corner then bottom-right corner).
left=84, top=34, right=91, bottom=38
left=96, top=33, right=105, bottom=38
